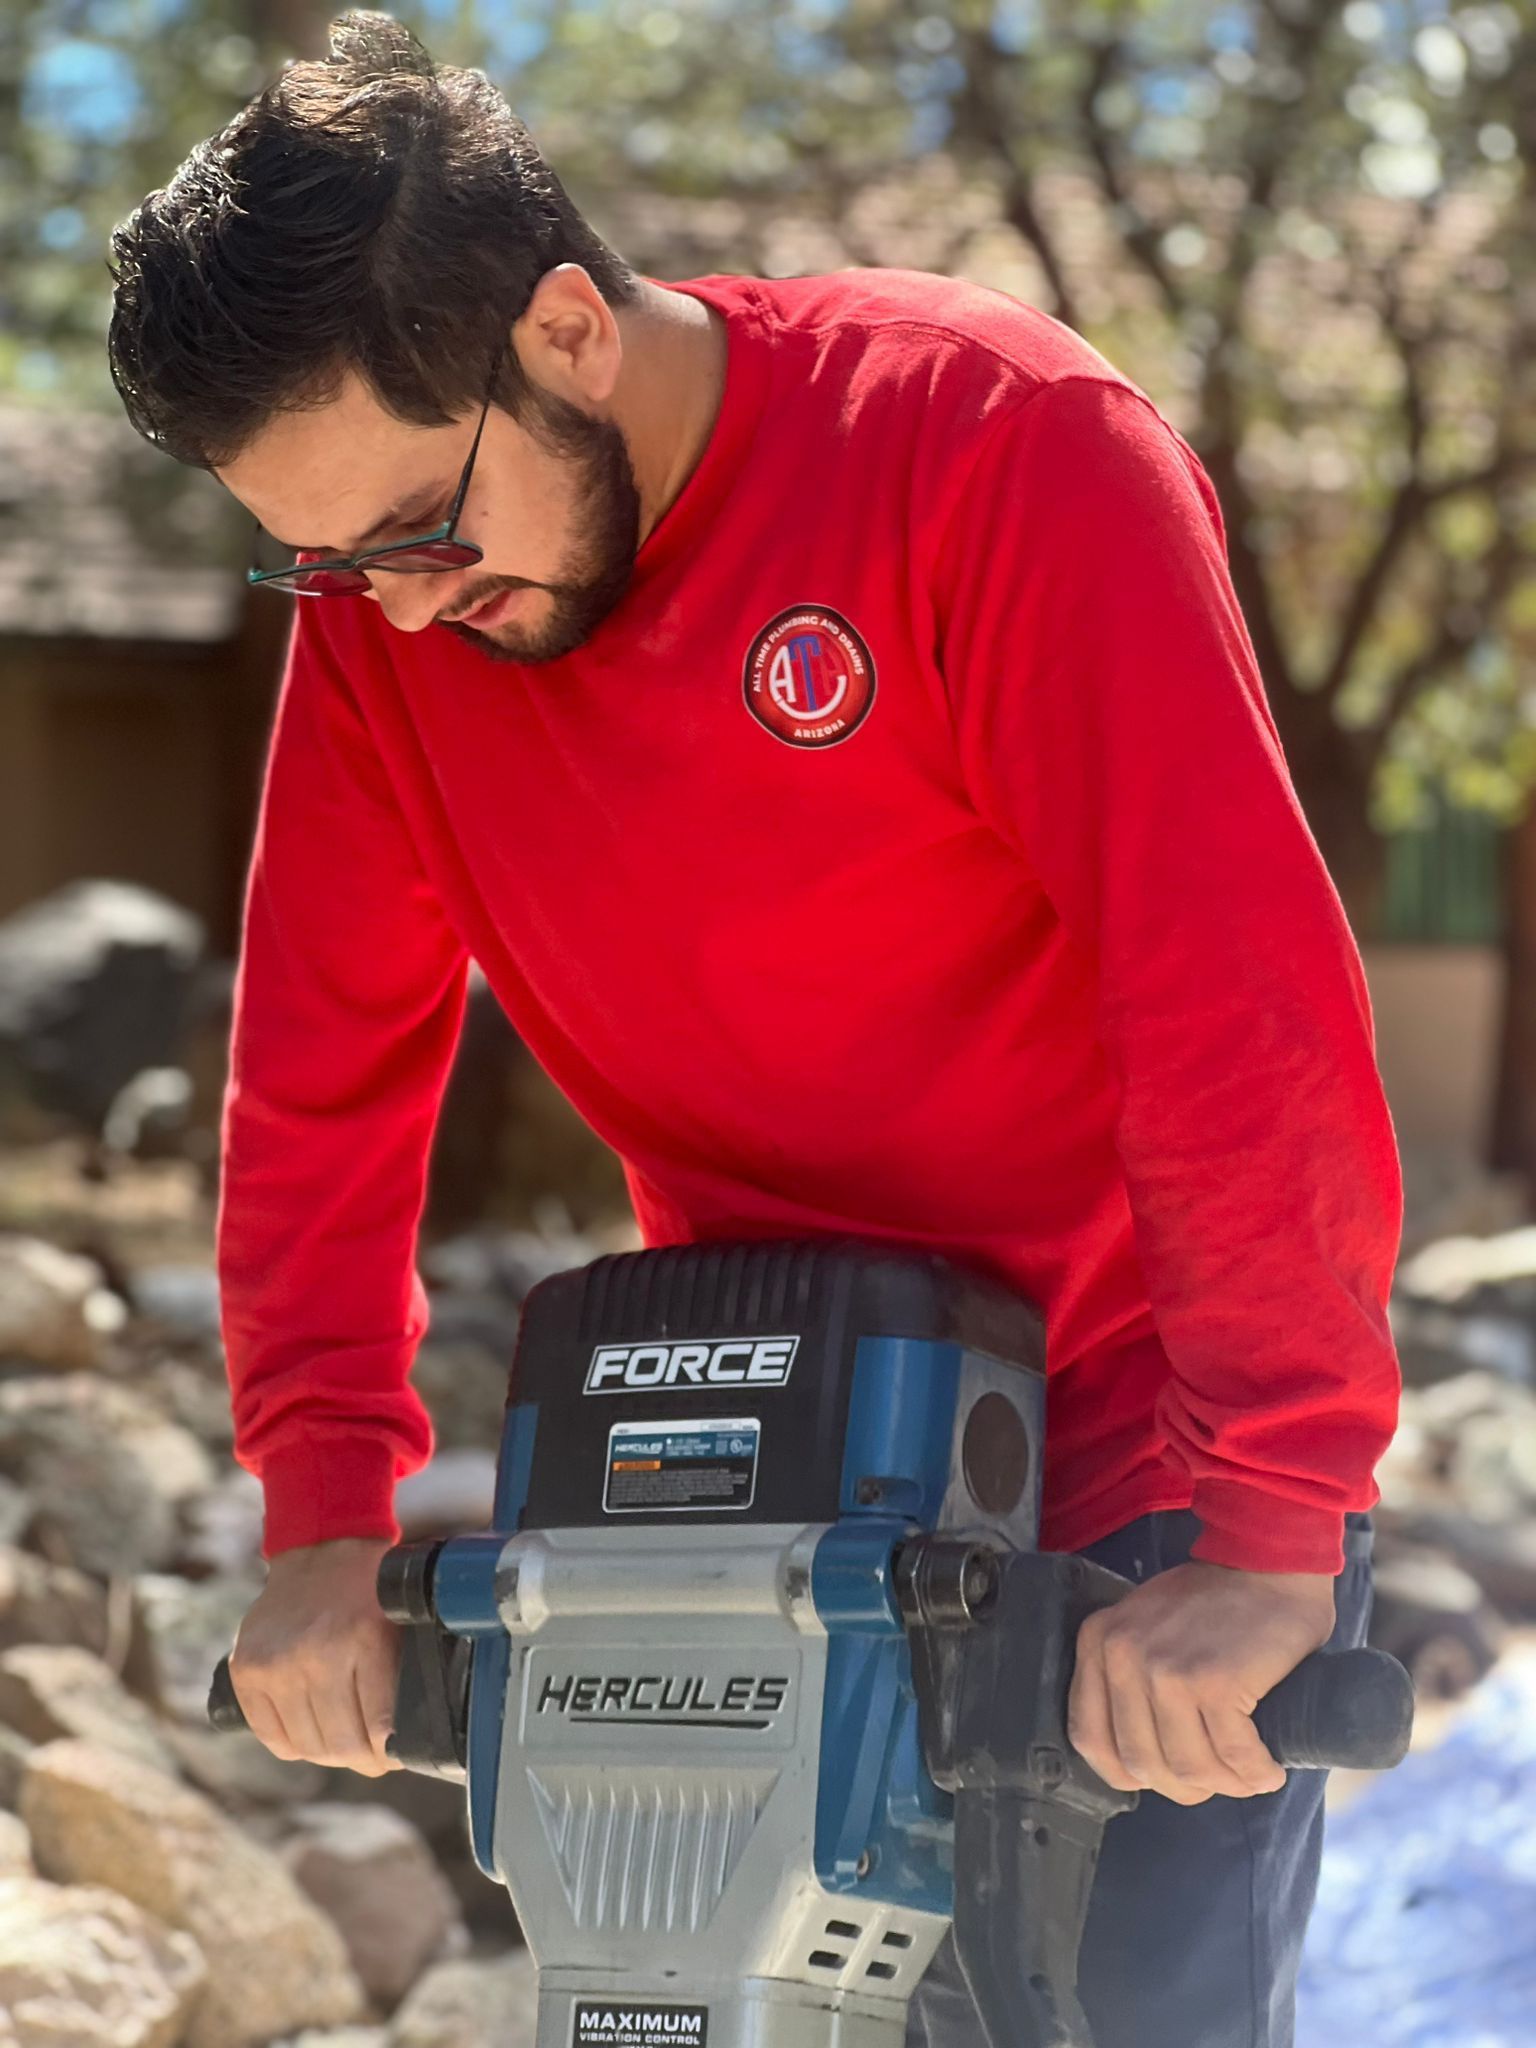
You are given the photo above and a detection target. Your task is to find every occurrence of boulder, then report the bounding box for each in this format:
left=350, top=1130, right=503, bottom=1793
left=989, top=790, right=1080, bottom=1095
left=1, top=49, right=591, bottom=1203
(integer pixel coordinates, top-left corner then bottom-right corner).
left=0, top=880, right=203, bottom=1136
left=395, top=1451, right=497, bottom=1540
left=0, top=1868, right=205, bottom=2047
left=0, top=1644, right=179, bottom=1774
left=21, top=1738, right=365, bottom=2047
left=0, top=1373, right=214, bottom=1576
left=163, top=1721, right=330, bottom=1810
left=282, top=1801, right=469, bottom=2007
left=0, top=1545, right=111, bottom=1658
left=126, top=1571, right=263, bottom=1725
left=129, top=1261, right=224, bottom=1342
left=0, top=1806, right=31, bottom=1869
left=0, top=1721, right=32, bottom=1807
left=388, top=1948, right=538, bottom=2048
left=0, top=1234, right=120, bottom=1369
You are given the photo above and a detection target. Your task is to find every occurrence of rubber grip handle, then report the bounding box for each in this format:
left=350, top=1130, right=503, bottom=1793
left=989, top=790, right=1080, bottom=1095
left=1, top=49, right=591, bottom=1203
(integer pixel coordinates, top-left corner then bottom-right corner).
left=1252, top=1646, right=1413, bottom=1770
left=208, top=1654, right=246, bottom=1732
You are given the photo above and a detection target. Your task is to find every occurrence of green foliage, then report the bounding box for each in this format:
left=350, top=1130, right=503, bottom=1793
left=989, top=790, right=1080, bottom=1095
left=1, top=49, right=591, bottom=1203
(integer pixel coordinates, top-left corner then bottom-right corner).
left=4, top=0, right=1533, bottom=831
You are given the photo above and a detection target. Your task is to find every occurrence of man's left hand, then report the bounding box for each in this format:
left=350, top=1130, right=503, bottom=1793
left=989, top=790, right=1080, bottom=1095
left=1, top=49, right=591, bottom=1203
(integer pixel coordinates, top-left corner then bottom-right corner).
left=1066, top=1561, right=1337, bottom=1806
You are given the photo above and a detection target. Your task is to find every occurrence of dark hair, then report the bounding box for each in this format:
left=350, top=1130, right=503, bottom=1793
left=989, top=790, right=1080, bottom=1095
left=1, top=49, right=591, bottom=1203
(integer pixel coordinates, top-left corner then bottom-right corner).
left=107, top=10, right=642, bottom=470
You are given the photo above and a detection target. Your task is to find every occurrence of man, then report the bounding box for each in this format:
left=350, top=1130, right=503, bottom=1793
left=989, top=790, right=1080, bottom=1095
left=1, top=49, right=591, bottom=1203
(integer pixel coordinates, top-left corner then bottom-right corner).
left=109, top=13, right=1399, bottom=2046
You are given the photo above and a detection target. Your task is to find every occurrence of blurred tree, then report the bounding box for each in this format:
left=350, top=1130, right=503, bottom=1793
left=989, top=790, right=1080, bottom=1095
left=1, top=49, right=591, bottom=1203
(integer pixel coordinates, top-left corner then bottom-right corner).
left=483, top=0, right=1536, bottom=932
left=6, top=0, right=1536, bottom=1169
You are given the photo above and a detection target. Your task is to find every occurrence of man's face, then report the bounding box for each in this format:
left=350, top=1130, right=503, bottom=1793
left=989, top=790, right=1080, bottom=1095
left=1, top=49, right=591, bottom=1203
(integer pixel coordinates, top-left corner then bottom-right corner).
left=218, top=353, right=643, bottom=666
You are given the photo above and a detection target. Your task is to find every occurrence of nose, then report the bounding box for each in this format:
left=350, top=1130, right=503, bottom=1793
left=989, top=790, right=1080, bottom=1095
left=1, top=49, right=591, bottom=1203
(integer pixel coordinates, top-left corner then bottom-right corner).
left=367, top=564, right=470, bottom=633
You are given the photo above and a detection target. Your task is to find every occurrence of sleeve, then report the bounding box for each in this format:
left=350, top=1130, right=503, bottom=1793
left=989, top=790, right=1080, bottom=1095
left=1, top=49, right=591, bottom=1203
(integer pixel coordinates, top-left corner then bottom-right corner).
left=216, top=604, right=471, bottom=1558
left=932, top=374, right=1403, bottom=1575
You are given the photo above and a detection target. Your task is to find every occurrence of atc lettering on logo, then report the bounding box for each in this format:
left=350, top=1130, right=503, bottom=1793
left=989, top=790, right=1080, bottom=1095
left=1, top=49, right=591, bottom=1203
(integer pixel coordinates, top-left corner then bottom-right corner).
left=584, top=1335, right=799, bottom=1394
left=743, top=604, right=876, bottom=748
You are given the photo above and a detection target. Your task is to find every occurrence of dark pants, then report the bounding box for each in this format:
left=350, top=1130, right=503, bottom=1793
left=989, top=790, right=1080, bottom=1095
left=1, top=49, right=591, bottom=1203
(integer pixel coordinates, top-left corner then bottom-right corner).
left=905, top=1507, right=1376, bottom=2048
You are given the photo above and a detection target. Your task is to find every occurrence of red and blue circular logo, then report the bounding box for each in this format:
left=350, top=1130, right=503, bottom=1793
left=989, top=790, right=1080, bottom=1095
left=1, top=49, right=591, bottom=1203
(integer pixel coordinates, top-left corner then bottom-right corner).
left=743, top=604, right=876, bottom=748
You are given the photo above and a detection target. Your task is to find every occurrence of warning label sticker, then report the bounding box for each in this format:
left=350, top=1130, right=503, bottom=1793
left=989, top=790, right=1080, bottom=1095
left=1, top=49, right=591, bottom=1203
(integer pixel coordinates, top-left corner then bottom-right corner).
left=573, top=2005, right=708, bottom=2048
left=603, top=1417, right=759, bottom=1514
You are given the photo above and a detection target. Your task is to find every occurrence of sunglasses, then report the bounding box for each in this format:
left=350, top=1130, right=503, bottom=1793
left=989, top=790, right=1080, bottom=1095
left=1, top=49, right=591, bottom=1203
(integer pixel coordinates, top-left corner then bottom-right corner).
left=247, top=340, right=506, bottom=597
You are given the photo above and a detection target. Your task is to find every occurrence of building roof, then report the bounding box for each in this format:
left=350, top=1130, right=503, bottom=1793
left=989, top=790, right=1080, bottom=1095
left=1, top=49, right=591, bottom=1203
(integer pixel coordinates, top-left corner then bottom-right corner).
left=0, top=403, right=247, bottom=646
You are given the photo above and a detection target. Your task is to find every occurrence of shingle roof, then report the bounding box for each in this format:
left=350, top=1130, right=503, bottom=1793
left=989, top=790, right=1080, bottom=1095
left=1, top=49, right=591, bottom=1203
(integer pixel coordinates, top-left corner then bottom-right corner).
left=0, top=404, right=247, bottom=645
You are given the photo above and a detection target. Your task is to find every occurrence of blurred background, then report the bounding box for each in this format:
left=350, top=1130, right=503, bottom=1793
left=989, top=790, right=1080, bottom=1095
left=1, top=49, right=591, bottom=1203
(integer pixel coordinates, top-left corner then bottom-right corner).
left=2, top=1, right=1535, bottom=2043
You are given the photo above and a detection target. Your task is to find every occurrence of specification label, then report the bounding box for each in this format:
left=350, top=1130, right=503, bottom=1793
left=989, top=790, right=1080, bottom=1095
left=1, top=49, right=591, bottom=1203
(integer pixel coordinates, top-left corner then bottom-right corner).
left=603, top=1417, right=759, bottom=1514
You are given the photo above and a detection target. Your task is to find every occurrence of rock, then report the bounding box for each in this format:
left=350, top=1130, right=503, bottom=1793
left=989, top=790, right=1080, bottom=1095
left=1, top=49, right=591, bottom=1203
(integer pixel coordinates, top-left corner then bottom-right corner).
left=126, top=1572, right=263, bottom=1725
left=104, top=1065, right=196, bottom=1161
left=282, top=1801, right=469, bottom=2008
left=0, top=1545, right=111, bottom=1658
left=137, top=1354, right=237, bottom=1457
left=0, top=1234, right=120, bottom=1369
left=0, top=1722, right=32, bottom=1807
left=1368, top=1543, right=1505, bottom=1701
left=21, top=1738, right=365, bottom=2047
left=129, top=1261, right=223, bottom=1341
left=395, top=1451, right=497, bottom=1539
left=388, top=1948, right=538, bottom=2048
left=408, top=1333, right=514, bottom=1453
left=277, top=2033, right=389, bottom=2048
left=0, top=1373, right=215, bottom=1576
left=0, top=1476, right=29, bottom=1547
left=1398, top=1224, right=1536, bottom=1306
left=0, top=1806, right=31, bottom=1869
left=0, top=880, right=204, bottom=1136
left=0, top=1869, right=206, bottom=2047
left=421, top=1230, right=596, bottom=1307
left=163, top=1721, right=331, bottom=1809
left=177, top=1467, right=265, bottom=1579
left=0, top=1644, right=179, bottom=1773
left=1384, top=1511, right=1536, bottom=1620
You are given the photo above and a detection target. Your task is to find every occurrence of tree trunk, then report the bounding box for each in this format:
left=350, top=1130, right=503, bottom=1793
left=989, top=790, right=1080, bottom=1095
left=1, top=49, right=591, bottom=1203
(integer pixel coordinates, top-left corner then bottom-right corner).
left=1488, top=790, right=1536, bottom=1198
left=1276, top=708, right=1387, bottom=940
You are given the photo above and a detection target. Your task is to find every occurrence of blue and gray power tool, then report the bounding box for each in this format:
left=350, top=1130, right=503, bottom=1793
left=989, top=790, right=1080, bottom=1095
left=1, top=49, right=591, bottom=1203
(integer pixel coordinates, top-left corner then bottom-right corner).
left=211, top=1240, right=1412, bottom=2048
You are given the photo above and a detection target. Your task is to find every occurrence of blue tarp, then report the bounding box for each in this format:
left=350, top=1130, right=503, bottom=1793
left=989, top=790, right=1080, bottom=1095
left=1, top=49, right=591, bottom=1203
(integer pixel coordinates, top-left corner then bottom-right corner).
left=1298, top=1651, right=1536, bottom=2048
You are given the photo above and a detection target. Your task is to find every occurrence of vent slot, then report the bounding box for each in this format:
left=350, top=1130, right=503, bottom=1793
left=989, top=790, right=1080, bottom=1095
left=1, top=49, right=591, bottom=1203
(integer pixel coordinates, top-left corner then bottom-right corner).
left=866, top=1961, right=898, bottom=1981
left=825, top=1919, right=860, bottom=1939
left=808, top=1950, right=845, bottom=1971
left=881, top=1930, right=913, bottom=1949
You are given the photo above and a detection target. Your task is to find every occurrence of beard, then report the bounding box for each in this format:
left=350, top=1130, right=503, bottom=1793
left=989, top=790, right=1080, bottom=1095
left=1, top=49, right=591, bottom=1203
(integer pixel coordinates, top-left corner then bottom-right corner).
left=435, top=385, right=642, bottom=666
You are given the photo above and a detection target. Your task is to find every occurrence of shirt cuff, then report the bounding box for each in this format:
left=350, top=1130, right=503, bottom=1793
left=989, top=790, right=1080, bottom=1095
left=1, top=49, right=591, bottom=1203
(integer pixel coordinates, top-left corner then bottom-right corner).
left=258, top=1435, right=404, bottom=1559
left=1189, top=1478, right=1350, bottom=1575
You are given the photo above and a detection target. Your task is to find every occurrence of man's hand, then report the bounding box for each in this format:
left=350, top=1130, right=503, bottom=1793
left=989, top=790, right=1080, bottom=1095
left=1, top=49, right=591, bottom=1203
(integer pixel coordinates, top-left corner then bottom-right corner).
left=228, top=1537, right=401, bottom=1776
left=1067, top=1561, right=1336, bottom=1806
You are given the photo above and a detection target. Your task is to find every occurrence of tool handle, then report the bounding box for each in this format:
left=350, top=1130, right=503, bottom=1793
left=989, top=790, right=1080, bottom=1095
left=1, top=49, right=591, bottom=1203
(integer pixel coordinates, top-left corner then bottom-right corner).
left=208, top=1654, right=245, bottom=1732
left=1253, top=1645, right=1413, bottom=1771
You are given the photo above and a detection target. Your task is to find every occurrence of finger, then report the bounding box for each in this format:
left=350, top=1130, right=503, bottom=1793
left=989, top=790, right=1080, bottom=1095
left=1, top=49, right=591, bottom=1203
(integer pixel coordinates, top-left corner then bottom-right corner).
left=228, top=1656, right=302, bottom=1762
left=234, top=1685, right=302, bottom=1763
left=1146, top=1679, right=1255, bottom=1801
left=310, top=1677, right=377, bottom=1773
left=265, top=1681, right=329, bottom=1766
left=1103, top=1648, right=1207, bottom=1806
left=1200, top=1706, right=1288, bottom=1798
left=353, top=1664, right=401, bottom=1776
left=1068, top=1639, right=1141, bottom=1794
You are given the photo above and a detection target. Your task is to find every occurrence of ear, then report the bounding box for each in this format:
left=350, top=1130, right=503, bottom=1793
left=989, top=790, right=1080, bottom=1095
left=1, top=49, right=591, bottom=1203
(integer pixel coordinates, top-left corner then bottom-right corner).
left=518, top=265, right=620, bottom=405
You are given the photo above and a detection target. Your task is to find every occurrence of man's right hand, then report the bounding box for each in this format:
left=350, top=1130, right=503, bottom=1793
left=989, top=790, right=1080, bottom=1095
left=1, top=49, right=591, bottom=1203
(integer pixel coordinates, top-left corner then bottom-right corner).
left=228, top=1537, right=402, bottom=1776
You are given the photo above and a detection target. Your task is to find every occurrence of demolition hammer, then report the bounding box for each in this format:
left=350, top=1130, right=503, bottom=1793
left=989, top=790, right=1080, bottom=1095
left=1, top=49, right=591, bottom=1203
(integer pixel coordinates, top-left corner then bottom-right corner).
left=210, top=1240, right=1413, bottom=2048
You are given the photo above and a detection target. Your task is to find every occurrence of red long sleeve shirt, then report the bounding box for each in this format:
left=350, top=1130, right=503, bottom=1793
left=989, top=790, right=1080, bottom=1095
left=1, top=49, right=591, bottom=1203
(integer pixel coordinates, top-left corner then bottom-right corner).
left=217, top=267, right=1402, bottom=1574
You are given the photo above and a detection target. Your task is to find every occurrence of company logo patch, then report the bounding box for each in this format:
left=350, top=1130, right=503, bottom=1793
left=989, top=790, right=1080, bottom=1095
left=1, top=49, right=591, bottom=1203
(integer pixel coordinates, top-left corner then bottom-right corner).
left=743, top=604, right=876, bottom=748
left=584, top=1335, right=799, bottom=1395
